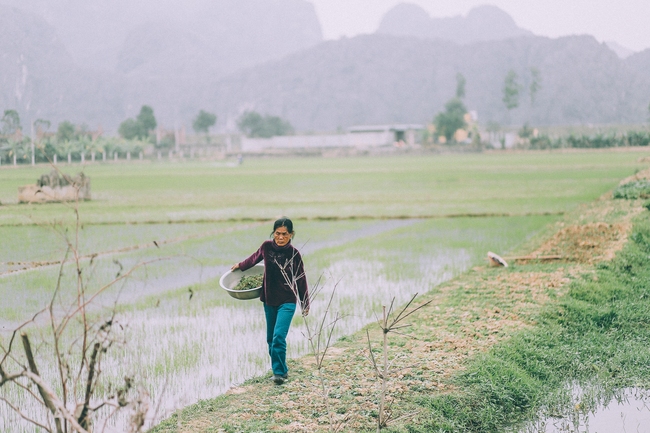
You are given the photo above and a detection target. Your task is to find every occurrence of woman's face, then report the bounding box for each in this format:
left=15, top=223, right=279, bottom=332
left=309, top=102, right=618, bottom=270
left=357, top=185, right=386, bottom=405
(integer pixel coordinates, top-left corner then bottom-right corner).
left=273, top=226, right=293, bottom=246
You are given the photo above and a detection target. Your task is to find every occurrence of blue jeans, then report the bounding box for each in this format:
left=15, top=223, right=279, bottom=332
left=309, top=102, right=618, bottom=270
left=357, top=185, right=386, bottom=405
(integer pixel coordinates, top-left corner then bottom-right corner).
left=263, top=303, right=296, bottom=376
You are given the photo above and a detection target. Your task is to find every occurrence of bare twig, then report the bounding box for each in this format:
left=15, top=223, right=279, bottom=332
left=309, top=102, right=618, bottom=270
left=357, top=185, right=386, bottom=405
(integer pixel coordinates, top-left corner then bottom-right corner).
left=277, top=252, right=346, bottom=432
left=0, top=395, right=53, bottom=432
left=21, top=333, right=64, bottom=433
left=23, top=370, right=91, bottom=433
left=78, top=342, right=100, bottom=429
left=1, top=307, right=47, bottom=368
left=366, top=294, right=433, bottom=431
left=1, top=168, right=157, bottom=433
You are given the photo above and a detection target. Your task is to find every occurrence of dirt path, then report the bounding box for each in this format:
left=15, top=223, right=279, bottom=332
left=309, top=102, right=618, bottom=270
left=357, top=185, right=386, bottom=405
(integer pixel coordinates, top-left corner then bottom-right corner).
left=153, top=173, right=648, bottom=433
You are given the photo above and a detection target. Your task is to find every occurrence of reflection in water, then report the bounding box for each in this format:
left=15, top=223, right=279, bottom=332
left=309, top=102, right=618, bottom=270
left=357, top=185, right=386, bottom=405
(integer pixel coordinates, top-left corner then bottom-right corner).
left=522, top=386, right=650, bottom=433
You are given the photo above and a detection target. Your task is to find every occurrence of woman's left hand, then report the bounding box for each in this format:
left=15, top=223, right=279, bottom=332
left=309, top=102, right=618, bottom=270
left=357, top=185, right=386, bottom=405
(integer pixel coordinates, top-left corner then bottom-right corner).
left=302, top=307, right=310, bottom=317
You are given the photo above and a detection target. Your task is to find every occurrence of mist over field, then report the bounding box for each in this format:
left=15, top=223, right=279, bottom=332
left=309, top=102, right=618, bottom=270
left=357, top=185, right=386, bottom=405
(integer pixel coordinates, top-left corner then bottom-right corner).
left=1, top=0, right=650, bottom=132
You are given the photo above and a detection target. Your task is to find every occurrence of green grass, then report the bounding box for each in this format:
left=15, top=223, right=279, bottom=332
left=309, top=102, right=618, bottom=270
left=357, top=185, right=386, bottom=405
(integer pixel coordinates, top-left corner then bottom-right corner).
left=412, top=212, right=650, bottom=433
left=613, top=179, right=650, bottom=199
left=0, top=151, right=645, bottom=225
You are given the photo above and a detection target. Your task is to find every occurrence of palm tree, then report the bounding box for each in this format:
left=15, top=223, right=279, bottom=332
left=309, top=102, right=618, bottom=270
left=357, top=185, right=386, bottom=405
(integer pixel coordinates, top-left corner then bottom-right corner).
left=5, top=139, right=28, bottom=166
left=120, top=139, right=144, bottom=162
left=0, top=145, right=7, bottom=166
left=87, top=138, right=104, bottom=162
left=57, top=140, right=79, bottom=164
left=97, top=137, right=117, bottom=162
left=78, top=136, right=92, bottom=163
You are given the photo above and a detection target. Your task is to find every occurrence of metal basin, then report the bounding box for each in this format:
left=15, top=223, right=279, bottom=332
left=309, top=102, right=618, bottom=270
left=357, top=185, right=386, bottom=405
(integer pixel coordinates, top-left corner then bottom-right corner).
left=219, top=263, right=264, bottom=300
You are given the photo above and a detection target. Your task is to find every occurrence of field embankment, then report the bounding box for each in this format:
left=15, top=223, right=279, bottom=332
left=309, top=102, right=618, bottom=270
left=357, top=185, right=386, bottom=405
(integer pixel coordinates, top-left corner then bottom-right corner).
left=150, top=168, right=650, bottom=432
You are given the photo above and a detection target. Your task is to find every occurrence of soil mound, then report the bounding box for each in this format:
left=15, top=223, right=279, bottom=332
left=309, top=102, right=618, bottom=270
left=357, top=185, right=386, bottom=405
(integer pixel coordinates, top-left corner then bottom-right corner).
left=532, top=222, right=626, bottom=263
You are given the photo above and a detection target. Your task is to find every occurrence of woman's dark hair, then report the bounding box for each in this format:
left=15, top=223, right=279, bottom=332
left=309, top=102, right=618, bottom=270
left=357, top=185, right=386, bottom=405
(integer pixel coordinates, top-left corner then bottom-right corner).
left=272, top=217, right=294, bottom=235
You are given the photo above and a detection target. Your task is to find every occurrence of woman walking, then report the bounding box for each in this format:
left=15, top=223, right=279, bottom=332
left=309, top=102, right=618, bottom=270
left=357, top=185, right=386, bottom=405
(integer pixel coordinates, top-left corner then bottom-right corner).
left=231, top=217, right=309, bottom=385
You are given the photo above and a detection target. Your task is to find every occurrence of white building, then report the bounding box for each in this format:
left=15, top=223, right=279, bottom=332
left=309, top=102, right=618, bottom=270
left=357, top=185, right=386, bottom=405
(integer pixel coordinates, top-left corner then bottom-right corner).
left=238, top=124, right=424, bottom=153
left=347, top=124, right=423, bottom=147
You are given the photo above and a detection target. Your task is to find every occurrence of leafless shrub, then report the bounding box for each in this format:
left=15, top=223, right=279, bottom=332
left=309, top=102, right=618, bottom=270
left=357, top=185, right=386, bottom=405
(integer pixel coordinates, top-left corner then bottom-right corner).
left=0, top=174, right=165, bottom=433
left=276, top=251, right=348, bottom=432
left=366, top=294, right=432, bottom=431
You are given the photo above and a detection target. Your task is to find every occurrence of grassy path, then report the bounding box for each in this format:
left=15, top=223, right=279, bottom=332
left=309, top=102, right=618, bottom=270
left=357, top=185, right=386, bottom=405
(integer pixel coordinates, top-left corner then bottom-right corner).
left=150, top=170, right=650, bottom=432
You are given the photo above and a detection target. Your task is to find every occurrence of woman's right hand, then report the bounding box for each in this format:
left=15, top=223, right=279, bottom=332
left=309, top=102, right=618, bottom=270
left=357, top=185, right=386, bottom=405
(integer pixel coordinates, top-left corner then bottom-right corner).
left=231, top=263, right=240, bottom=271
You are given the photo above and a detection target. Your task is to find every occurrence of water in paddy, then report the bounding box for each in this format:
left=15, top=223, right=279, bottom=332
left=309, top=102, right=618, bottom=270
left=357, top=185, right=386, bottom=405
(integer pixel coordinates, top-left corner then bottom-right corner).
left=0, top=215, right=554, bottom=432
left=521, top=386, right=650, bottom=433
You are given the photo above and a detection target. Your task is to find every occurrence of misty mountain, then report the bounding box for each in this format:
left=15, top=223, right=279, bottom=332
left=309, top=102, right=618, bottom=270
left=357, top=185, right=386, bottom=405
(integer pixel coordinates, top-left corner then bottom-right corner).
left=2, top=2, right=649, bottom=133
left=116, top=0, right=322, bottom=125
left=202, top=33, right=650, bottom=131
left=1, top=0, right=323, bottom=73
left=605, top=41, right=636, bottom=59
left=0, top=0, right=322, bottom=129
left=376, top=3, right=532, bottom=44
left=0, top=5, right=125, bottom=128
left=626, top=49, right=650, bottom=76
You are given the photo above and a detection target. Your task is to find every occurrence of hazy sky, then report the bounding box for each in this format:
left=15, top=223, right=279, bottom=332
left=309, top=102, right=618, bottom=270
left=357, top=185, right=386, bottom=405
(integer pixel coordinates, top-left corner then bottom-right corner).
left=309, top=0, right=650, bottom=52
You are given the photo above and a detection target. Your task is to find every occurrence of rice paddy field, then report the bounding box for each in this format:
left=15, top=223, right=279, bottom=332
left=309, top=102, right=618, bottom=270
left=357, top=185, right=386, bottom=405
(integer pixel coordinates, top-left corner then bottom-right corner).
left=1, top=149, right=649, bottom=432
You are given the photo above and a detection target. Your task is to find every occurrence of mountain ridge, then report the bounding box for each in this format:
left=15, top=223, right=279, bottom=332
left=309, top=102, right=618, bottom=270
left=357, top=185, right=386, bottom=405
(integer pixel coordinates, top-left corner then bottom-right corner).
left=201, top=33, right=650, bottom=131
left=376, top=3, right=533, bottom=44
left=1, top=2, right=648, bottom=132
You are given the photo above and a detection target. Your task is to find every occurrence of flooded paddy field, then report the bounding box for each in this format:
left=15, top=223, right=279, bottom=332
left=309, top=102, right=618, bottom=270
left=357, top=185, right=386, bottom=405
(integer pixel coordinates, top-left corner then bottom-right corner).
left=0, top=215, right=555, bottom=431
left=1, top=151, right=649, bottom=431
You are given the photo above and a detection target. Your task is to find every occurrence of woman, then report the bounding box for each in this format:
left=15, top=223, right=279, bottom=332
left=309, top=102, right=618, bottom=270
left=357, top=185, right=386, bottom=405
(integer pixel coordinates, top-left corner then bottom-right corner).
left=231, top=217, right=309, bottom=385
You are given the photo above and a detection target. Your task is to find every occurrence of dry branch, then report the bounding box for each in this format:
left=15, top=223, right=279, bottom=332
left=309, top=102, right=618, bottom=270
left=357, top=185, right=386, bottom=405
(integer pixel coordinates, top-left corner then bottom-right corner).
left=23, top=370, right=91, bottom=433
left=366, top=294, right=433, bottom=431
left=1, top=170, right=155, bottom=433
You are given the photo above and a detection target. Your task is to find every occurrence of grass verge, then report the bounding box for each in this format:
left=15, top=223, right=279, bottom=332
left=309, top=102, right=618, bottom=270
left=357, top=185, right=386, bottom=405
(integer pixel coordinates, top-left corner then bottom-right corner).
left=417, top=209, right=650, bottom=432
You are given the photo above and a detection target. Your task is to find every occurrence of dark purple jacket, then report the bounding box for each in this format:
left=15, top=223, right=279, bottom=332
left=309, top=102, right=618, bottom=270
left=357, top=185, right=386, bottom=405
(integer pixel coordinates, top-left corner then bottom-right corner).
left=238, top=240, right=309, bottom=308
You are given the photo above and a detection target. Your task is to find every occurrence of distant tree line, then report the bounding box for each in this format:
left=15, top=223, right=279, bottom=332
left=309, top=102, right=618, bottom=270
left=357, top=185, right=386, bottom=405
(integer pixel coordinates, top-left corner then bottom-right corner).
left=0, top=105, right=297, bottom=165
left=237, top=111, right=294, bottom=138
left=526, top=131, right=650, bottom=150
left=0, top=108, right=153, bottom=166
left=432, top=67, right=544, bottom=144
left=427, top=67, right=650, bottom=152
left=433, top=73, right=470, bottom=142
left=0, top=128, right=150, bottom=166
left=118, top=105, right=157, bottom=140
left=0, top=106, right=227, bottom=165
